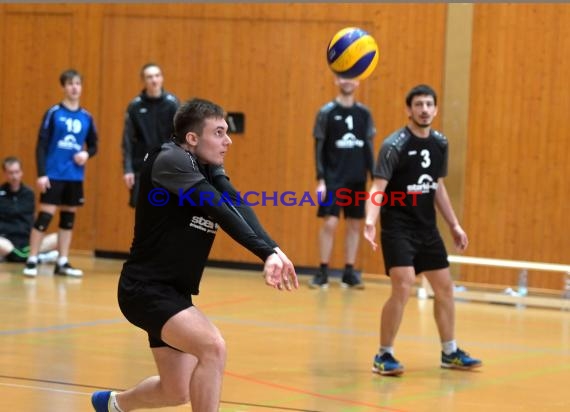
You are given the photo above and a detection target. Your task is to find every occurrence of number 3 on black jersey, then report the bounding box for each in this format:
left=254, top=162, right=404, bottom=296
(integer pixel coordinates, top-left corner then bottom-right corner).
left=420, top=149, right=431, bottom=168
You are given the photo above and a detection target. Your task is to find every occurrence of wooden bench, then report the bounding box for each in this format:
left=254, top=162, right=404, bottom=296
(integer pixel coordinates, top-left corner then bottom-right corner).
left=417, top=255, right=570, bottom=310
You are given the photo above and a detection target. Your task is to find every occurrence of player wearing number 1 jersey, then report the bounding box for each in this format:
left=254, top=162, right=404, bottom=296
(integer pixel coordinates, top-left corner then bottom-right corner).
left=363, top=84, right=481, bottom=376
left=310, top=76, right=376, bottom=289
left=23, top=69, right=98, bottom=278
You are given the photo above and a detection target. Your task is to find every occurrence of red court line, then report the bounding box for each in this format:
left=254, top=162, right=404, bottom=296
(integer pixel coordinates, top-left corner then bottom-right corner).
left=225, top=370, right=407, bottom=412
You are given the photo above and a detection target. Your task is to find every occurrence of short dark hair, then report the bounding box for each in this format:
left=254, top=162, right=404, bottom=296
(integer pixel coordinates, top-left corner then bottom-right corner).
left=59, top=69, right=82, bottom=86
left=173, top=98, right=225, bottom=144
left=2, top=156, right=21, bottom=171
left=405, top=84, right=437, bottom=107
left=140, top=62, right=161, bottom=79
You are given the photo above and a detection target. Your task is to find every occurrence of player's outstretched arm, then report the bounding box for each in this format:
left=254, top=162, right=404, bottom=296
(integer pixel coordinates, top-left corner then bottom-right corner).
left=211, top=175, right=299, bottom=290
left=212, top=174, right=278, bottom=248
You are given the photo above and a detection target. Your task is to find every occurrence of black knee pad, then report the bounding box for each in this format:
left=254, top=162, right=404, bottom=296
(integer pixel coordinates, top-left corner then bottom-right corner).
left=33, top=211, right=53, bottom=232
left=59, top=211, right=75, bottom=230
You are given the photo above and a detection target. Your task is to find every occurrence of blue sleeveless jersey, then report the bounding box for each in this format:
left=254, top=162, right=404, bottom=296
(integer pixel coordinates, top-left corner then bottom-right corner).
left=40, top=104, right=97, bottom=181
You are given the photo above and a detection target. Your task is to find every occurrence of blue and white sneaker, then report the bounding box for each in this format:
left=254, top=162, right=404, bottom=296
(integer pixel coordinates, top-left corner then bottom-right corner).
left=372, top=352, right=404, bottom=376
left=441, top=348, right=482, bottom=370
left=91, top=390, right=112, bottom=411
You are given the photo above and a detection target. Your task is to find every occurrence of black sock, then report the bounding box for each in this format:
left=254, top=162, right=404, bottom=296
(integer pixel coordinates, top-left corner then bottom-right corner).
left=345, top=264, right=354, bottom=272
left=320, top=263, right=328, bottom=273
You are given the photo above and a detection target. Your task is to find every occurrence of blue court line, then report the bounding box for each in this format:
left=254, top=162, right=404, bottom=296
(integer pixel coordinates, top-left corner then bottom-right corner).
left=0, top=318, right=125, bottom=336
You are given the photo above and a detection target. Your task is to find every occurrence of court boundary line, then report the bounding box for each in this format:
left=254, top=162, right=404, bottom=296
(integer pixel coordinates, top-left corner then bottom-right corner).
left=0, top=375, right=322, bottom=412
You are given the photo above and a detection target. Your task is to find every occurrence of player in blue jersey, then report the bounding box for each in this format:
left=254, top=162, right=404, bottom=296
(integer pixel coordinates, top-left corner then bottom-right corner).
left=22, top=69, right=98, bottom=277
left=310, top=76, right=376, bottom=289
left=364, top=84, right=481, bottom=376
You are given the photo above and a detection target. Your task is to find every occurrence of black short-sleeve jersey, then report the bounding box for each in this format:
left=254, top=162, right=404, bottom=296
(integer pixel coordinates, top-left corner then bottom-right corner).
left=373, top=127, right=448, bottom=230
left=314, top=101, right=375, bottom=187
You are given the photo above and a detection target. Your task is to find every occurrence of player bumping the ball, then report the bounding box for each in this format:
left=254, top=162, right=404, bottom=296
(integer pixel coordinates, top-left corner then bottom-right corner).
left=91, top=98, right=298, bottom=412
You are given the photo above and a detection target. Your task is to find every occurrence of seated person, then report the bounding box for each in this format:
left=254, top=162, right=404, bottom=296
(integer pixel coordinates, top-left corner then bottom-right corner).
left=0, top=156, right=58, bottom=263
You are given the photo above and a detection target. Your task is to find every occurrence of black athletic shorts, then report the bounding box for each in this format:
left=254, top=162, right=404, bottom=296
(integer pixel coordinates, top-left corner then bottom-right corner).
left=40, top=180, right=84, bottom=206
left=118, top=274, right=193, bottom=348
left=317, top=181, right=366, bottom=219
left=381, top=228, right=449, bottom=275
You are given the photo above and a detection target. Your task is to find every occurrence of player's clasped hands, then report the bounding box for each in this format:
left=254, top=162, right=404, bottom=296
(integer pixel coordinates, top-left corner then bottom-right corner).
left=263, top=248, right=299, bottom=291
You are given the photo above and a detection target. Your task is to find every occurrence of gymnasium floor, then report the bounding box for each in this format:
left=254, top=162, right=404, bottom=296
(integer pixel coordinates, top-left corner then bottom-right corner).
left=1, top=256, right=569, bottom=411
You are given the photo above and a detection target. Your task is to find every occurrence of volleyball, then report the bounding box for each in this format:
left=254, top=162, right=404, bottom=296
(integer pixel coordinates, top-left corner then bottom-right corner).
left=326, top=27, right=379, bottom=81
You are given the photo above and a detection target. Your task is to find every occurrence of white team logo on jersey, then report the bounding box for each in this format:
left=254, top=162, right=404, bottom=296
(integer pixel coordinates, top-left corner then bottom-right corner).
left=189, top=216, right=219, bottom=234
left=407, top=174, right=438, bottom=194
left=57, top=135, right=82, bottom=151
left=335, top=133, right=364, bottom=149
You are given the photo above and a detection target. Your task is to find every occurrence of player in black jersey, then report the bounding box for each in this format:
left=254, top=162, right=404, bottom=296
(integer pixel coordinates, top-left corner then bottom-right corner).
left=364, top=85, right=481, bottom=376
left=310, top=76, right=376, bottom=289
left=92, top=98, right=298, bottom=412
left=122, top=63, right=179, bottom=208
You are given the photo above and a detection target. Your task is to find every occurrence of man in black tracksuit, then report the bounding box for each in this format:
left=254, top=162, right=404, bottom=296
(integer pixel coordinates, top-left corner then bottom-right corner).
left=121, top=63, right=179, bottom=207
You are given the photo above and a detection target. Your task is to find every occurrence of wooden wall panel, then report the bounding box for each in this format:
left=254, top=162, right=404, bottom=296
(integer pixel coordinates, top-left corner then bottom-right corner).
left=0, top=8, right=73, bottom=176
left=0, top=4, right=98, bottom=250
left=463, top=4, right=570, bottom=290
left=92, top=4, right=448, bottom=276
left=1, top=3, right=567, bottom=290
left=0, top=3, right=447, bottom=280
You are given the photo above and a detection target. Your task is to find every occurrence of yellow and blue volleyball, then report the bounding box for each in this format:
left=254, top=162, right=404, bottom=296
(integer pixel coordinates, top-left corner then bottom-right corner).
left=326, top=27, right=379, bottom=81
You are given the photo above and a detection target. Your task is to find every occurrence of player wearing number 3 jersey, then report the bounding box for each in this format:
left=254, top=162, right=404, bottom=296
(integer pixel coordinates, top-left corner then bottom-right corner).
left=364, top=84, right=481, bottom=376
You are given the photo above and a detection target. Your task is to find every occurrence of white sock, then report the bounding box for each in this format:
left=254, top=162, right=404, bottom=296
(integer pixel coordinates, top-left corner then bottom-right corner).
left=109, top=392, right=124, bottom=412
left=27, top=256, right=38, bottom=264
left=57, top=256, right=68, bottom=266
left=442, top=340, right=457, bottom=355
left=379, top=346, right=394, bottom=356
left=38, top=250, right=58, bottom=263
